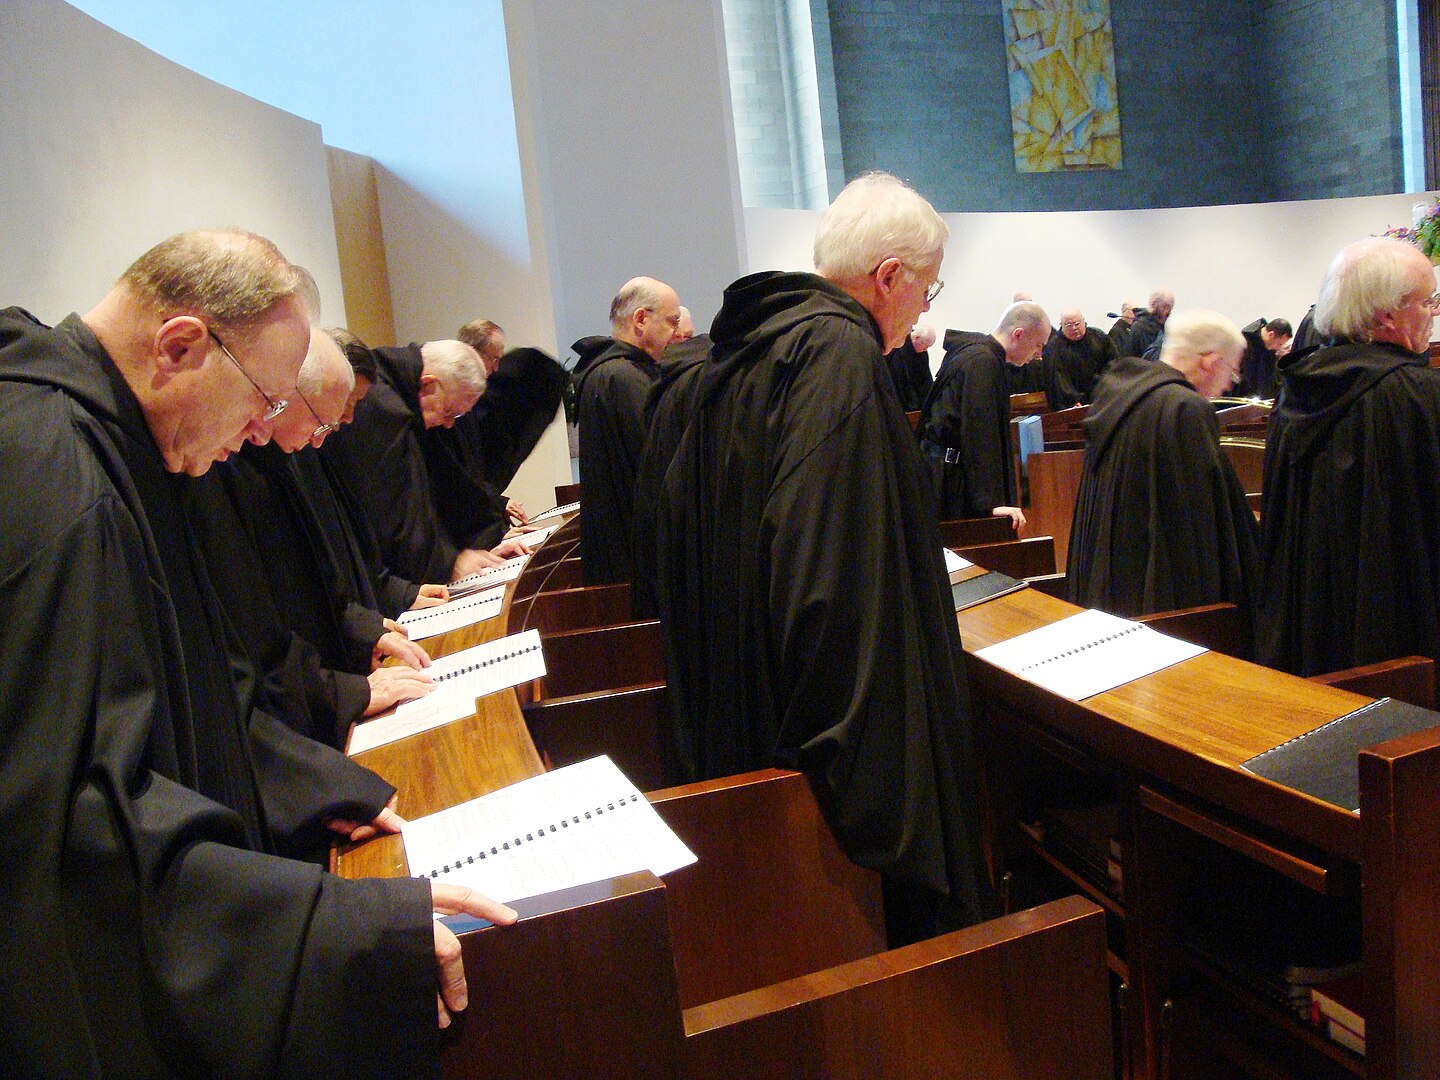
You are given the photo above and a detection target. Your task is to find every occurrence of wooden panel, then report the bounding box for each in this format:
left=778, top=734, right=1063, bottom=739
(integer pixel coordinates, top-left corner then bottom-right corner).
left=1137, top=602, right=1249, bottom=660
left=440, top=873, right=684, bottom=1080
left=1023, top=448, right=1084, bottom=573
left=538, top=619, right=664, bottom=698
left=938, top=514, right=1017, bottom=548
left=649, top=770, right=886, bottom=1010
left=1360, top=726, right=1440, bottom=1077
left=1041, top=404, right=1089, bottom=446
left=1010, top=390, right=1049, bottom=417
left=522, top=583, right=633, bottom=634
left=524, top=681, right=674, bottom=792
left=555, top=482, right=582, bottom=505
left=1310, top=656, right=1437, bottom=710
left=957, top=536, right=1056, bottom=579
left=326, top=145, right=396, bottom=347
left=1221, top=437, right=1265, bottom=495
left=682, top=895, right=1111, bottom=1080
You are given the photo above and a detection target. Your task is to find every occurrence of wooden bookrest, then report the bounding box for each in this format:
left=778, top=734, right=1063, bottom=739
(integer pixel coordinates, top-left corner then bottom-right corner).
left=1137, top=601, right=1249, bottom=660
left=523, top=680, right=673, bottom=792
left=521, top=582, right=633, bottom=634
left=939, top=514, right=1017, bottom=549
left=536, top=619, right=664, bottom=698
left=1310, top=655, right=1436, bottom=710
left=956, top=536, right=1057, bottom=580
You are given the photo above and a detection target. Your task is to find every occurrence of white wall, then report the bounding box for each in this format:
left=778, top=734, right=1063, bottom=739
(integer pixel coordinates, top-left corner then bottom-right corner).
left=745, top=192, right=1440, bottom=349
left=504, top=0, right=746, bottom=353
left=0, top=0, right=342, bottom=326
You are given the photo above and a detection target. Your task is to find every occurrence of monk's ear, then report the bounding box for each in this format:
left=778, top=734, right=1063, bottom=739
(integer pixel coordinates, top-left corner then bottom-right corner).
left=418, top=373, right=438, bottom=392
left=154, top=316, right=210, bottom=374
left=873, top=257, right=903, bottom=295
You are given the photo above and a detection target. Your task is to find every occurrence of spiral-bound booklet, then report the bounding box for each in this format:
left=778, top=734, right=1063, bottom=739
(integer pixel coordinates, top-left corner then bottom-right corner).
left=346, top=630, right=547, bottom=755
left=528, top=500, right=580, bottom=524
left=448, top=554, right=530, bottom=598
left=402, top=755, right=696, bottom=905
left=975, top=608, right=1206, bottom=700
left=395, top=583, right=506, bottom=638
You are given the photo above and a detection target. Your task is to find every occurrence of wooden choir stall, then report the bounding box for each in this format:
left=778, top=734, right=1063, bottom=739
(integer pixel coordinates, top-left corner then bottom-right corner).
left=336, top=511, right=1112, bottom=1079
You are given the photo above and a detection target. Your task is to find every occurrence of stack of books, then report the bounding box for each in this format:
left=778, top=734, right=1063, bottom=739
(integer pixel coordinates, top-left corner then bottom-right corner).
left=1024, top=803, right=1122, bottom=901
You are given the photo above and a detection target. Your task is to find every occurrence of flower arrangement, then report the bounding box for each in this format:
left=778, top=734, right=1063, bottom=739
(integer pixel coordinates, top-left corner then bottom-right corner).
left=1382, top=199, right=1440, bottom=262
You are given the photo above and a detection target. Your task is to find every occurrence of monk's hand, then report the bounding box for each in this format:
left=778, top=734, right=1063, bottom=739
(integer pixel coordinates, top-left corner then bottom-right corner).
left=327, top=793, right=404, bottom=843
left=363, top=665, right=434, bottom=717
left=506, top=499, right=530, bottom=526
left=992, top=505, right=1026, bottom=531
left=431, top=884, right=519, bottom=1029
left=410, top=583, right=451, bottom=609
left=452, top=547, right=505, bottom=580
left=373, top=630, right=431, bottom=671
left=490, top=538, right=531, bottom=560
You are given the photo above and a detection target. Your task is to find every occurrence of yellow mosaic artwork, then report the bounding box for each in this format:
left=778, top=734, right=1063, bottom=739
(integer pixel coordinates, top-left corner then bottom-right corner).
left=1003, top=0, right=1121, bottom=173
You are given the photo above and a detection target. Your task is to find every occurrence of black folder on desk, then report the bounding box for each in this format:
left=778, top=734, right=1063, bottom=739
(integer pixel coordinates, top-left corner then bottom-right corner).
left=1240, top=697, right=1440, bottom=812
left=951, top=570, right=1026, bottom=612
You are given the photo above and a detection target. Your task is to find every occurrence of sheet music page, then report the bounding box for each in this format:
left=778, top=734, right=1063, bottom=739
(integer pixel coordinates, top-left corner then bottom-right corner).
left=346, top=630, right=548, bottom=755
left=943, top=547, right=972, bottom=574
left=527, top=500, right=579, bottom=523
left=975, top=608, right=1205, bottom=700
left=402, top=756, right=697, bottom=904
left=448, top=554, right=530, bottom=598
left=395, top=584, right=505, bottom=638
left=513, top=521, right=563, bottom=549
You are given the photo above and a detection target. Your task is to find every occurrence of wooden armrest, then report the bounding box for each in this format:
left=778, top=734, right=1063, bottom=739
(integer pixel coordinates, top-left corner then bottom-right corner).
left=648, top=769, right=885, bottom=1008
left=522, top=680, right=673, bottom=792
left=1309, top=655, right=1437, bottom=710
left=538, top=619, right=664, bottom=698
left=1136, top=602, right=1249, bottom=659
left=681, top=895, right=1110, bottom=1079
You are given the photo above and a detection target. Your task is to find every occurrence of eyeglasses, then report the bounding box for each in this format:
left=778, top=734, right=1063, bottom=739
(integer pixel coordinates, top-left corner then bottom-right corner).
left=295, top=386, right=341, bottom=441
left=870, top=259, right=943, bottom=305
left=1421, top=292, right=1440, bottom=311
left=210, top=330, right=288, bottom=421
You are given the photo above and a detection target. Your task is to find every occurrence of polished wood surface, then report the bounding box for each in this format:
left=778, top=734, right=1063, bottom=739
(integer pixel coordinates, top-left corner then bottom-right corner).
left=1010, top=390, right=1049, bottom=417
left=537, top=619, right=664, bottom=698
left=1310, top=655, right=1437, bottom=710
left=523, top=681, right=673, bottom=791
left=957, top=535, right=1057, bottom=579
left=683, top=895, right=1111, bottom=1080
left=1220, top=436, right=1265, bottom=495
left=1136, top=601, right=1249, bottom=659
left=1021, top=448, right=1083, bottom=572
left=938, top=514, right=1017, bottom=548
left=649, top=769, right=885, bottom=1009
left=521, top=582, right=633, bottom=633
left=956, top=586, right=1369, bottom=859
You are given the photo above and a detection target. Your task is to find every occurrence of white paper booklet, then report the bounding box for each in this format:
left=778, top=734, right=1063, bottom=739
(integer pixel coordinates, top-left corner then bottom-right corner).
left=513, top=521, right=563, bottom=549
left=448, top=554, right=530, bottom=598
left=396, top=583, right=506, bottom=638
left=402, top=756, right=697, bottom=904
left=346, top=630, right=547, bottom=755
left=975, top=608, right=1205, bottom=701
left=943, top=547, right=973, bottom=574
left=527, top=500, right=580, bottom=523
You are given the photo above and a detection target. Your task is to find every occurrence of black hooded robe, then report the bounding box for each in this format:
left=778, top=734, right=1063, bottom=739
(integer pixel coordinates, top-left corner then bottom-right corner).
left=916, top=330, right=1017, bottom=519
left=572, top=336, right=662, bottom=584
left=881, top=336, right=934, bottom=411
left=656, top=272, right=990, bottom=941
left=1256, top=340, right=1440, bottom=676
left=320, top=344, right=461, bottom=583
left=0, top=309, right=436, bottom=1077
left=1067, top=357, right=1260, bottom=620
left=1039, top=326, right=1116, bottom=408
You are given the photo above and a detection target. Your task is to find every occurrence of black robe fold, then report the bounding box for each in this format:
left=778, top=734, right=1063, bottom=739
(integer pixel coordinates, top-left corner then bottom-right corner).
left=1256, top=340, right=1440, bottom=675
left=882, top=336, right=934, bottom=410
left=1067, top=357, right=1260, bottom=620
left=1122, top=311, right=1165, bottom=359
left=572, top=335, right=662, bottom=584
left=184, top=442, right=378, bottom=750
left=320, top=343, right=460, bottom=583
left=917, top=330, right=1016, bottom=518
left=0, top=309, right=435, bottom=1077
left=630, top=336, right=710, bottom=620
left=656, top=272, right=989, bottom=935
left=1234, top=321, right=1280, bottom=399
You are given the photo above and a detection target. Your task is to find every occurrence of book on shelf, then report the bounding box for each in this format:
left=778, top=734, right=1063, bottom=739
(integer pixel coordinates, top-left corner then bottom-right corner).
left=1241, top=696, right=1440, bottom=813
left=402, top=755, right=696, bottom=906
left=1310, top=971, right=1364, bottom=1039
left=1324, top=1016, right=1365, bottom=1056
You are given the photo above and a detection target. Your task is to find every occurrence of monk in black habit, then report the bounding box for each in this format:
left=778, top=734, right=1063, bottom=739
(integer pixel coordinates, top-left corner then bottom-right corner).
left=1232, top=317, right=1293, bottom=399
left=319, top=337, right=527, bottom=583
left=656, top=173, right=991, bottom=945
left=917, top=303, right=1049, bottom=529
left=184, top=328, right=435, bottom=750
left=630, top=332, right=711, bottom=621
left=1068, top=310, right=1260, bottom=622
left=1258, top=237, right=1440, bottom=676
left=572, top=275, right=681, bottom=584
left=881, top=323, right=935, bottom=410
left=1037, top=307, right=1116, bottom=408
left=0, top=231, right=513, bottom=1076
